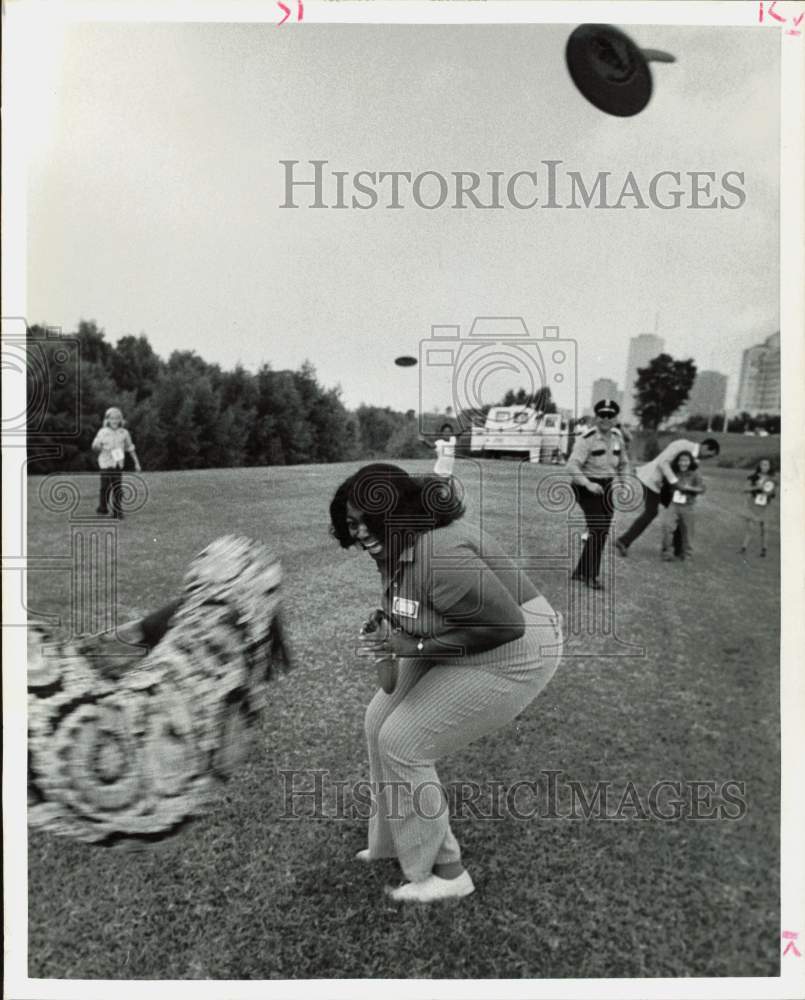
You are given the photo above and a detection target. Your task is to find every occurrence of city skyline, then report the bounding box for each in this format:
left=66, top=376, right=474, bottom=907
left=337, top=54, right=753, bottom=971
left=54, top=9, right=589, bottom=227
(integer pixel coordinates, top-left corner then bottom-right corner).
left=621, top=333, right=664, bottom=425
left=586, top=326, right=782, bottom=421
left=736, top=331, right=781, bottom=415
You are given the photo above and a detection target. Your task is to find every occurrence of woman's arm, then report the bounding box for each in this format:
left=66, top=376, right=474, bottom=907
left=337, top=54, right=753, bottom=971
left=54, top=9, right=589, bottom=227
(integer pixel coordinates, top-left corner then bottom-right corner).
left=391, top=620, right=524, bottom=659
left=407, top=554, right=527, bottom=657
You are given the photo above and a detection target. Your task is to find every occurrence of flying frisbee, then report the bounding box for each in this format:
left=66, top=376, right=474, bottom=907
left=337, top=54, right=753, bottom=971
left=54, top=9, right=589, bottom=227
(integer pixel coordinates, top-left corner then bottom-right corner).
left=394, top=355, right=418, bottom=367
left=566, top=24, right=675, bottom=117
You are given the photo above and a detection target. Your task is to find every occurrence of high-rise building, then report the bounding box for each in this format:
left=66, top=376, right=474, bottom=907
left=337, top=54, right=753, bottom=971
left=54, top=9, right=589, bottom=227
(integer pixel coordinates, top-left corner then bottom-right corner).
left=736, top=332, right=780, bottom=415
left=687, top=370, right=728, bottom=417
left=590, top=378, right=620, bottom=411
left=622, top=333, right=664, bottom=425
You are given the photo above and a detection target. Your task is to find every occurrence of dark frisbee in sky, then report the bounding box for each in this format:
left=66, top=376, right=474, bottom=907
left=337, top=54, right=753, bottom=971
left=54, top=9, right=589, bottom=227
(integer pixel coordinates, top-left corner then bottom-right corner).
left=566, top=24, right=660, bottom=117
left=394, top=356, right=418, bottom=367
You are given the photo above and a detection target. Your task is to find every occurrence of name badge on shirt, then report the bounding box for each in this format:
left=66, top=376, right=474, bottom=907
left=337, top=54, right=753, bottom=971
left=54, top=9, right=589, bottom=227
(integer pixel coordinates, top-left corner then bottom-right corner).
left=754, top=493, right=768, bottom=507
left=392, top=596, right=419, bottom=618
left=672, top=490, right=688, bottom=504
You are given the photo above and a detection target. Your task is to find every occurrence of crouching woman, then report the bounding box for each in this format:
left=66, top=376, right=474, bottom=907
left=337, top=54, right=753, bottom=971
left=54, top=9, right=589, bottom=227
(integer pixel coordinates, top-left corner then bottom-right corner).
left=329, top=463, right=563, bottom=903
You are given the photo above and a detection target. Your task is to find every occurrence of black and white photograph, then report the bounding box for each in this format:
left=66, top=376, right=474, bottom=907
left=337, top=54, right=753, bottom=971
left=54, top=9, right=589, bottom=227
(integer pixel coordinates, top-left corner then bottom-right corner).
left=3, top=1, right=804, bottom=996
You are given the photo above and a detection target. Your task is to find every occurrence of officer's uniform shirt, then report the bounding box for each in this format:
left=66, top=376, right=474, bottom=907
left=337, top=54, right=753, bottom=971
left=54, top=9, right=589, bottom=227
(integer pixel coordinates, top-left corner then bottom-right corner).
left=567, top=426, right=628, bottom=484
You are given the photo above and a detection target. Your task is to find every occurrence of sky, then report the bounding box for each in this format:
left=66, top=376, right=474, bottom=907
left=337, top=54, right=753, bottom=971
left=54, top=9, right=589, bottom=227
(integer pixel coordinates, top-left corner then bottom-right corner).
left=24, top=20, right=780, bottom=415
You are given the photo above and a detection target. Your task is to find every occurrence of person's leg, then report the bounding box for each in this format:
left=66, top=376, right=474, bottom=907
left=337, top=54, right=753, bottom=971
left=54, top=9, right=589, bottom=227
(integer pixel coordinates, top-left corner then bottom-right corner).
left=586, top=480, right=617, bottom=580
left=673, top=522, right=684, bottom=558
left=739, top=516, right=751, bottom=553
left=110, top=470, right=124, bottom=518
left=377, top=657, right=558, bottom=884
left=759, top=519, right=767, bottom=555
left=572, top=485, right=605, bottom=581
left=583, top=486, right=615, bottom=582
left=681, top=508, right=694, bottom=556
left=97, top=472, right=111, bottom=514
left=364, top=658, right=432, bottom=860
left=661, top=508, right=676, bottom=559
left=617, top=485, right=660, bottom=550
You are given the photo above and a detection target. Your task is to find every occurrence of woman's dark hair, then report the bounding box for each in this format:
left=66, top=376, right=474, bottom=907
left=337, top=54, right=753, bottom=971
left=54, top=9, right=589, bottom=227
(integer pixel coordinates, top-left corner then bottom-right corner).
left=700, top=437, right=720, bottom=456
left=329, top=463, right=465, bottom=561
left=670, top=450, right=698, bottom=474
left=748, top=457, right=776, bottom=484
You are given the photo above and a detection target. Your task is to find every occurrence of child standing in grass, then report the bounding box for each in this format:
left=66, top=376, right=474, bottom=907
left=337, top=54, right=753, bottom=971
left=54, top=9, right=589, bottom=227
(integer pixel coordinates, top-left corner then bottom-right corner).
left=92, top=406, right=141, bottom=518
left=740, top=458, right=777, bottom=557
left=660, top=451, right=705, bottom=561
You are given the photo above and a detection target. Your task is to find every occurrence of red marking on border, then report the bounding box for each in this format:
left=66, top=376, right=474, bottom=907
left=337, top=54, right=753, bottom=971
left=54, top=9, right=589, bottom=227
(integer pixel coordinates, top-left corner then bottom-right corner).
left=277, top=0, right=304, bottom=25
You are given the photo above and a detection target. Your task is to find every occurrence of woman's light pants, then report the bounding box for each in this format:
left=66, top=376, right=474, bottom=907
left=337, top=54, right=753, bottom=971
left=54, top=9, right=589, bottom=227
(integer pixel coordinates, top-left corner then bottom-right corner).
left=364, top=594, right=563, bottom=882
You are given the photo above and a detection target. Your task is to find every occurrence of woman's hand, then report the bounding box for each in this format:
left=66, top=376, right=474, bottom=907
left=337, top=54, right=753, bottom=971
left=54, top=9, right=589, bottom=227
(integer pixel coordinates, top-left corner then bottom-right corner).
left=357, top=630, right=394, bottom=662
left=357, top=626, right=397, bottom=694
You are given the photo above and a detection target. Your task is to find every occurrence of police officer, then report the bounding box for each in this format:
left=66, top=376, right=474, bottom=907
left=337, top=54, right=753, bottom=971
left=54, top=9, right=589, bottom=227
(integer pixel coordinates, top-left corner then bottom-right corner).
left=566, top=399, right=630, bottom=589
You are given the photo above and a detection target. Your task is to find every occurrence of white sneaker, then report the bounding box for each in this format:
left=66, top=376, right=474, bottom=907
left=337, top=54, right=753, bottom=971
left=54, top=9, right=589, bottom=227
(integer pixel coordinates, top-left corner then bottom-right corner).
left=386, top=870, right=475, bottom=903
left=355, top=848, right=371, bottom=863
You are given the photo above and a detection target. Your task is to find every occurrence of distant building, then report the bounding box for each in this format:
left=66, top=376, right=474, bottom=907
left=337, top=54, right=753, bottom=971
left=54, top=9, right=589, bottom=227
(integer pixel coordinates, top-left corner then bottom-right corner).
left=687, top=370, right=728, bottom=417
left=622, top=333, right=664, bottom=425
left=736, top=332, right=780, bottom=415
left=590, top=378, right=621, bottom=411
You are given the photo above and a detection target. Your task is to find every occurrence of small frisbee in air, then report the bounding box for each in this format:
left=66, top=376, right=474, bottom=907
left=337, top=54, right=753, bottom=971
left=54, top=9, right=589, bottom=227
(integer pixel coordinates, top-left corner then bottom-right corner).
left=566, top=24, right=675, bottom=118
left=394, top=356, right=418, bottom=367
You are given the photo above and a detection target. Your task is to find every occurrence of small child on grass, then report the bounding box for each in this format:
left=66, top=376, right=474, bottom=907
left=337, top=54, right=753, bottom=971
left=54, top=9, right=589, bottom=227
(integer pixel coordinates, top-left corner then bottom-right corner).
left=661, top=451, right=705, bottom=561
left=739, top=458, right=777, bottom=557
left=91, top=406, right=141, bottom=519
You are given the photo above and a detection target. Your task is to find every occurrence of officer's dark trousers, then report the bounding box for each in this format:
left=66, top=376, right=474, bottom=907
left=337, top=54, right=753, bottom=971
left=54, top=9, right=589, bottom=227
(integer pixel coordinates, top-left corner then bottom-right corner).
left=617, top=482, right=673, bottom=550
left=572, top=477, right=616, bottom=582
left=98, top=469, right=123, bottom=516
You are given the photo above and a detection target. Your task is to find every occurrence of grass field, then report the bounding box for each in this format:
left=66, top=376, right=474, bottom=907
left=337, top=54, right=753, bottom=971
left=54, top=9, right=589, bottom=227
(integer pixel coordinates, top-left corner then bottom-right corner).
left=26, top=459, right=780, bottom=980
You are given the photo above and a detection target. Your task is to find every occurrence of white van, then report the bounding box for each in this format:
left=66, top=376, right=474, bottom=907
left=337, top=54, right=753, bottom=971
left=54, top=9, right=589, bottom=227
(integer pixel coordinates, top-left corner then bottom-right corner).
left=470, top=407, right=568, bottom=461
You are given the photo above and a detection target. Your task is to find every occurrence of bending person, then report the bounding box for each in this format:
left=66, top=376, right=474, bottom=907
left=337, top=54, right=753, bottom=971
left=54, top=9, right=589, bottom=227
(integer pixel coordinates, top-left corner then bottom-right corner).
left=329, top=463, right=563, bottom=904
left=615, top=436, right=720, bottom=556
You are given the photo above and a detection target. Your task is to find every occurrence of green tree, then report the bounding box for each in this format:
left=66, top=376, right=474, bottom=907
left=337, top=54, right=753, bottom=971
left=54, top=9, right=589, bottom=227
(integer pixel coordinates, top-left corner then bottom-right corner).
left=292, top=361, right=357, bottom=462
left=356, top=405, right=405, bottom=456
left=633, top=354, right=697, bottom=431
left=220, top=365, right=258, bottom=467
left=685, top=415, right=709, bottom=432
left=500, top=386, right=556, bottom=412
left=385, top=410, right=429, bottom=460
left=152, top=375, right=200, bottom=469
left=109, top=335, right=164, bottom=401
left=75, top=319, right=114, bottom=370
left=532, top=386, right=557, bottom=413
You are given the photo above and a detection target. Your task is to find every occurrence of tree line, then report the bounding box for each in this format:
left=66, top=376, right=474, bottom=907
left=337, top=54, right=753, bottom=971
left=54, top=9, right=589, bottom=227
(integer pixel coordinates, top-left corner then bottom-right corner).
left=27, top=325, right=778, bottom=474
left=25, top=322, right=432, bottom=473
